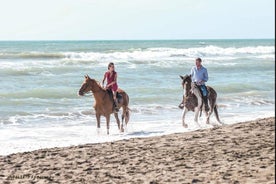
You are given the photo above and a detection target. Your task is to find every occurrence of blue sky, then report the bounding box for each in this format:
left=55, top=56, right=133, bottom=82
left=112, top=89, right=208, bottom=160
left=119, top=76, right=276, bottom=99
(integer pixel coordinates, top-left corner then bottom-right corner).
left=0, top=0, right=274, bottom=40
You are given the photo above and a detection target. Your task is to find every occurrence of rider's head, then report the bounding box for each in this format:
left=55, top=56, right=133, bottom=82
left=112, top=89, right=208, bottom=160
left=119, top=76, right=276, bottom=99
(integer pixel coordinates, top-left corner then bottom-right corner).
left=195, top=57, right=202, bottom=68
left=108, top=62, right=115, bottom=71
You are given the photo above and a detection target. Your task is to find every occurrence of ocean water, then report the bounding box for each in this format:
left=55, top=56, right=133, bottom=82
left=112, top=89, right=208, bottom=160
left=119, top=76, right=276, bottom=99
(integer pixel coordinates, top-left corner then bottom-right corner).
left=0, top=39, right=274, bottom=155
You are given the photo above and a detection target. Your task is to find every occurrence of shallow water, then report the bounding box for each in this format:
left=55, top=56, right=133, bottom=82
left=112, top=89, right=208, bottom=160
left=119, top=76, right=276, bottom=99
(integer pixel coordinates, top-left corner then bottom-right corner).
left=0, top=39, right=274, bottom=155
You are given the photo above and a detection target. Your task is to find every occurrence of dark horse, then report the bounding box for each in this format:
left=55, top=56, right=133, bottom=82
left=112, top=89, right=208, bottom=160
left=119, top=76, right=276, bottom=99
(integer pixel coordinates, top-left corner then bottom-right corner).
left=179, top=75, right=221, bottom=127
left=78, top=75, right=130, bottom=134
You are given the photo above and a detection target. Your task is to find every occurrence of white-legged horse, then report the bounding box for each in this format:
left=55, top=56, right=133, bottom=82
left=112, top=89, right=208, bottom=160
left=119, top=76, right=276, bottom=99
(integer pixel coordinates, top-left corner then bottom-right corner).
left=179, top=75, right=222, bottom=127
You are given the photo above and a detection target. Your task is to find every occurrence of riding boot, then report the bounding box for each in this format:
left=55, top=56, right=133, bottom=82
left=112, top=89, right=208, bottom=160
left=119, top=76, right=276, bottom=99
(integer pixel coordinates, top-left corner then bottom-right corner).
left=203, top=96, right=209, bottom=112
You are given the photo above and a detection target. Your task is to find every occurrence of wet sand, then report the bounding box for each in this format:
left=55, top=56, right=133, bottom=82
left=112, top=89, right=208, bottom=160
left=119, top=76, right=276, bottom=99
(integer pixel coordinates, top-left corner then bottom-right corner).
left=0, top=117, right=274, bottom=184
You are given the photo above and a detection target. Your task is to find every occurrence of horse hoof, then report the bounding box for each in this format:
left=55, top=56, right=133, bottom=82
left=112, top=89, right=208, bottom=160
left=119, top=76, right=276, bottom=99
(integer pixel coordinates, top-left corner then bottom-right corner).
left=183, top=124, right=188, bottom=128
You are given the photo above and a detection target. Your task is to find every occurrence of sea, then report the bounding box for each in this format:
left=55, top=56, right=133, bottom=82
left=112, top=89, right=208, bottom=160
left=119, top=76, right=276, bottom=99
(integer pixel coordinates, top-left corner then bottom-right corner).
left=0, top=39, right=274, bottom=155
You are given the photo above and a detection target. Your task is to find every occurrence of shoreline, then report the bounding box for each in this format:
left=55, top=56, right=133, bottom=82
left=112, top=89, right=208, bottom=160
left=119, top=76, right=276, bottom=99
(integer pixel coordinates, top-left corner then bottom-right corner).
left=1, top=114, right=275, bottom=156
left=0, top=117, right=274, bottom=183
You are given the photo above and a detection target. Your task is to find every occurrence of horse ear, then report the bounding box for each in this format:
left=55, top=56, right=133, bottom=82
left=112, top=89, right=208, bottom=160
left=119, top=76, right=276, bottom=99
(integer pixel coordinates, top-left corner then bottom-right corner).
left=189, top=74, right=191, bottom=78
left=179, top=75, right=184, bottom=80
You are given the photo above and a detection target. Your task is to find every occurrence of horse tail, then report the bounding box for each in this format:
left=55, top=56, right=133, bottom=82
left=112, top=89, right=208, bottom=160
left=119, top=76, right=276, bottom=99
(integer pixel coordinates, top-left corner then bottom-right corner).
left=214, top=104, right=221, bottom=123
left=123, top=93, right=130, bottom=124
left=125, top=107, right=130, bottom=124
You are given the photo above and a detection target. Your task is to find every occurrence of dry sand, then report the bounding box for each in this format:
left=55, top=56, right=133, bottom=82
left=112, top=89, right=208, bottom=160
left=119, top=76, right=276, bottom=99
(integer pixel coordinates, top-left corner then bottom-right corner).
left=0, top=117, right=274, bottom=184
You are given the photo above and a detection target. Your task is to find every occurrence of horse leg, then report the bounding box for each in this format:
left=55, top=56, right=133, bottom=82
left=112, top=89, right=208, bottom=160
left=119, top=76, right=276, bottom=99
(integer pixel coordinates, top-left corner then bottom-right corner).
left=96, top=113, right=101, bottom=134
left=120, top=116, right=124, bottom=133
left=192, top=87, right=202, bottom=126
left=119, top=107, right=126, bottom=133
left=96, top=113, right=101, bottom=128
left=204, top=99, right=212, bottom=124
left=194, top=107, right=201, bottom=127
left=194, top=95, right=202, bottom=127
left=114, top=113, right=120, bottom=130
left=182, top=107, right=188, bottom=128
left=122, top=113, right=125, bottom=126
left=206, top=108, right=213, bottom=124
left=121, top=113, right=125, bottom=133
left=106, top=115, right=110, bottom=135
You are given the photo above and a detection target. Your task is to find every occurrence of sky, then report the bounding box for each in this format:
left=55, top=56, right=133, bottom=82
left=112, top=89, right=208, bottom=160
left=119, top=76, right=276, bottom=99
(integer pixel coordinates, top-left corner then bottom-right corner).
left=0, top=0, right=274, bottom=40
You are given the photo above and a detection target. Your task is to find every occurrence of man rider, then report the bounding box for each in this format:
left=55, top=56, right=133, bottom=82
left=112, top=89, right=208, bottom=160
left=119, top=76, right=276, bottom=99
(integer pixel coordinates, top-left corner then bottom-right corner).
left=190, top=57, right=210, bottom=111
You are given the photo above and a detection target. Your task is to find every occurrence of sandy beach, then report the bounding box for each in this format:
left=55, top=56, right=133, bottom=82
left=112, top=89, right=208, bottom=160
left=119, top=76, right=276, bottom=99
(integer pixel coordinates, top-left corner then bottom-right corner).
left=0, top=117, right=274, bottom=184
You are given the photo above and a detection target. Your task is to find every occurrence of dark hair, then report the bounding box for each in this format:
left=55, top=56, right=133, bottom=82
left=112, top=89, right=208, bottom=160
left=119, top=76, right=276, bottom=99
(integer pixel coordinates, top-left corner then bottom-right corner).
left=108, top=62, right=114, bottom=69
left=196, top=57, right=202, bottom=62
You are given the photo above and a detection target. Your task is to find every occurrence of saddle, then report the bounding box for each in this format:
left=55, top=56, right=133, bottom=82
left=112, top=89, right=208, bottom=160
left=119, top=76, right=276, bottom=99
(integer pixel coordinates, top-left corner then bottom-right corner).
left=106, top=89, right=123, bottom=103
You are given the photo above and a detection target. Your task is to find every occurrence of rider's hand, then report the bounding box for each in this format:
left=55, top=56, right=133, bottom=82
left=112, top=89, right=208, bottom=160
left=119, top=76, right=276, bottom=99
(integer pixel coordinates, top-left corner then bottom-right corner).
left=197, top=80, right=203, bottom=85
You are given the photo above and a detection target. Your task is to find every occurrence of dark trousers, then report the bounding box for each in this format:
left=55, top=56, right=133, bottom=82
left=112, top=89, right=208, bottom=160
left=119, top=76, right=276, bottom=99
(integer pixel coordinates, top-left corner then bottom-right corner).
left=197, top=84, right=208, bottom=97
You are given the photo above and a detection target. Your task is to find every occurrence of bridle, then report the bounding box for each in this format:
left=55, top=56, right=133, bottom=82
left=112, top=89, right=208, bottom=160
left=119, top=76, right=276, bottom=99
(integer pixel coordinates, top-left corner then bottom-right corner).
left=79, top=82, right=89, bottom=95
left=80, top=79, right=104, bottom=96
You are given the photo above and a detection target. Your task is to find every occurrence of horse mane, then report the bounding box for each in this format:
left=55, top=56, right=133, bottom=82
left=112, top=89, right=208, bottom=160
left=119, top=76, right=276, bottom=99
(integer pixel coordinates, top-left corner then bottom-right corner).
left=89, top=78, right=106, bottom=91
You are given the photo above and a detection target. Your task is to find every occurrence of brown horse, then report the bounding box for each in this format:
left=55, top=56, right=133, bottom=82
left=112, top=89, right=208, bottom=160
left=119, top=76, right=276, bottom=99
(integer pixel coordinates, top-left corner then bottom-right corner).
left=78, top=75, right=130, bottom=134
left=179, top=75, right=221, bottom=127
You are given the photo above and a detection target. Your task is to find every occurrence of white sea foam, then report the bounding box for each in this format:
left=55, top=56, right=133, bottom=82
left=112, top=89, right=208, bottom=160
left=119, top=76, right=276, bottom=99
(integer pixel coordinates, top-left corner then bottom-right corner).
left=0, top=45, right=274, bottom=72
left=0, top=108, right=274, bottom=155
left=0, top=45, right=274, bottom=62
left=61, top=45, right=274, bottom=61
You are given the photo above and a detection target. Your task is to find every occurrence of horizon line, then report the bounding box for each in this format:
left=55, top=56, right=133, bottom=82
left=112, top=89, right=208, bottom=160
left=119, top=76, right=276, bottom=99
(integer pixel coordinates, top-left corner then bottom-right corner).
left=0, top=38, right=274, bottom=42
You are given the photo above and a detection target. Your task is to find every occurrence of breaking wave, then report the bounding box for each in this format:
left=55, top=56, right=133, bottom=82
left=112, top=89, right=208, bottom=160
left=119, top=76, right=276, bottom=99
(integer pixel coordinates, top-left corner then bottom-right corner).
left=0, top=45, right=274, bottom=61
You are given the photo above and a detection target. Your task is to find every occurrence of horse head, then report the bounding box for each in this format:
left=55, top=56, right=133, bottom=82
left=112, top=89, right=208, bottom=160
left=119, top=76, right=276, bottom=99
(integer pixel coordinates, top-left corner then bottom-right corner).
left=78, top=75, right=93, bottom=96
left=79, top=75, right=104, bottom=96
left=179, top=74, right=192, bottom=90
